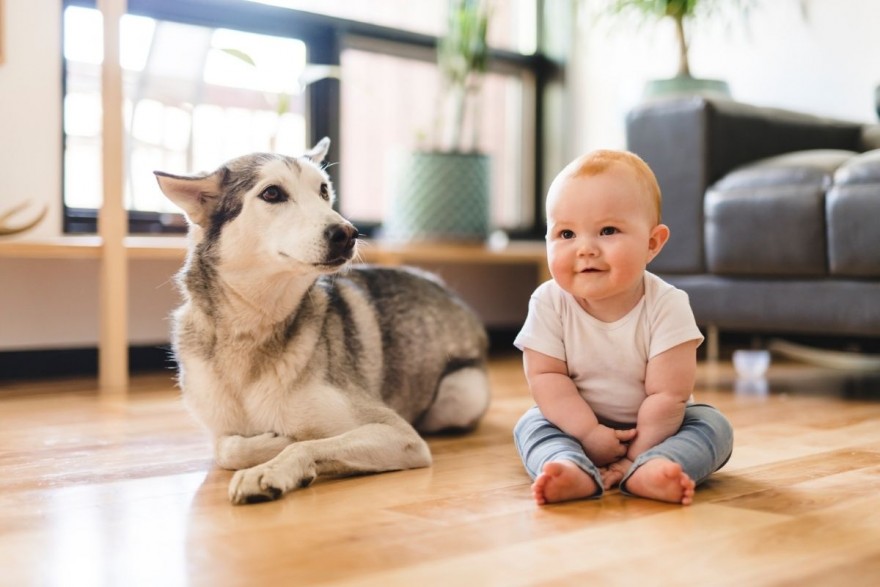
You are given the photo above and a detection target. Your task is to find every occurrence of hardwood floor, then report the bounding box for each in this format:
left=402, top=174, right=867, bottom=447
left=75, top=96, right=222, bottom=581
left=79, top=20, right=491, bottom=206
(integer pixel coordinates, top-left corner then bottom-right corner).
left=2, top=354, right=880, bottom=586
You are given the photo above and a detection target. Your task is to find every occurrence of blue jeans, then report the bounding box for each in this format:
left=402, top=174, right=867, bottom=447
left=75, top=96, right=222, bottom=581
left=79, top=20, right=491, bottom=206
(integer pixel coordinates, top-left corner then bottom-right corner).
left=513, top=404, right=734, bottom=498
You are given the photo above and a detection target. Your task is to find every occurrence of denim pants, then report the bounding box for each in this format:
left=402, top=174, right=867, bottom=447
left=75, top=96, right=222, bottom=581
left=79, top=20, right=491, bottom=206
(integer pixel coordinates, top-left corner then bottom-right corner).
left=513, top=403, right=734, bottom=498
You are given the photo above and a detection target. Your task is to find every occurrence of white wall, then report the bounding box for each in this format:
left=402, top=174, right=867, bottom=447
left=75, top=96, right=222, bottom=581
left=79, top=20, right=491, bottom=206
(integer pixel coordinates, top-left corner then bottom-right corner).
left=0, top=0, right=62, bottom=240
left=569, top=0, right=880, bottom=153
left=0, top=258, right=181, bottom=350
left=1, top=0, right=878, bottom=352
left=0, top=1, right=183, bottom=351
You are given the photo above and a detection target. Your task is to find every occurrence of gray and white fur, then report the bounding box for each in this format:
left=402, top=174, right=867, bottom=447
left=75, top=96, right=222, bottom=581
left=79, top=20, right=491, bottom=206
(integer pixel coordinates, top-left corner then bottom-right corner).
left=155, top=138, right=490, bottom=504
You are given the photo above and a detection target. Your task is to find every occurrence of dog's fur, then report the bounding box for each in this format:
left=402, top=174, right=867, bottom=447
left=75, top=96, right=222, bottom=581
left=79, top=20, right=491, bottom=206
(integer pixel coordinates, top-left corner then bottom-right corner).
left=155, top=139, right=490, bottom=504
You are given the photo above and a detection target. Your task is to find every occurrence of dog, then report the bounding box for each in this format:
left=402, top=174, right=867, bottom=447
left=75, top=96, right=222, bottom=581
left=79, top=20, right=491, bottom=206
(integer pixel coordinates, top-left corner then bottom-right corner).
left=154, top=138, right=491, bottom=504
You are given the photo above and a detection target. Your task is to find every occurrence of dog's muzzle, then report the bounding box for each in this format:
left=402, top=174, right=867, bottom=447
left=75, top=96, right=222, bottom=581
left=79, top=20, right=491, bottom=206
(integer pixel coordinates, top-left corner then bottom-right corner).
left=323, top=223, right=359, bottom=265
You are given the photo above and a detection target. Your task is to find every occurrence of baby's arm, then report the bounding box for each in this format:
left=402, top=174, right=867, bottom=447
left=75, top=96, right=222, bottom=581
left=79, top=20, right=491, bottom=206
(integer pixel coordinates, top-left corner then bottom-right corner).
left=524, top=348, right=634, bottom=466
left=626, top=339, right=699, bottom=460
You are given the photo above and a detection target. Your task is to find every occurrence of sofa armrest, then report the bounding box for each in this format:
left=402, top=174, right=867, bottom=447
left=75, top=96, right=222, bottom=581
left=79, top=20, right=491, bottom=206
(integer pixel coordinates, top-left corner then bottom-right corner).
left=626, top=95, right=865, bottom=274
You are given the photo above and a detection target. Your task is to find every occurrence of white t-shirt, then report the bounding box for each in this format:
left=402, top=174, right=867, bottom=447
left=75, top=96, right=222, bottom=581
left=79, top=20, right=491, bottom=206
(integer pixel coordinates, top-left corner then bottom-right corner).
left=514, top=272, right=704, bottom=425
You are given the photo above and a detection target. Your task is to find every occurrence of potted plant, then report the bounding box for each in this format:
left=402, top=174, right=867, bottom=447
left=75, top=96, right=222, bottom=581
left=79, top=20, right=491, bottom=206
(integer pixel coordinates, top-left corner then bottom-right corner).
left=596, top=0, right=762, bottom=97
left=384, top=0, right=492, bottom=242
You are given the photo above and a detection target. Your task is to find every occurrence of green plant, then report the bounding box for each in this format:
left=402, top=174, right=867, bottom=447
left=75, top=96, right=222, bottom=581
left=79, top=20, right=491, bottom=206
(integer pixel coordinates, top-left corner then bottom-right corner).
left=596, top=0, right=761, bottom=78
left=433, top=0, right=491, bottom=152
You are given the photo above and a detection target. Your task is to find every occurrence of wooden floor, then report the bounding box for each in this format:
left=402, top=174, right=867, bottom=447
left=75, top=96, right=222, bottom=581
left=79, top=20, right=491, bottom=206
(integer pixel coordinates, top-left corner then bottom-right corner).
left=2, top=354, right=880, bottom=586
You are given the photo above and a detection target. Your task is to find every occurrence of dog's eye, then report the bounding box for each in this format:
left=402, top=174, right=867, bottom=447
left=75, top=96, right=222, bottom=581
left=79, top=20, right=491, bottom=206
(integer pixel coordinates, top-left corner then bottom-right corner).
left=320, top=183, right=330, bottom=201
left=259, top=185, right=287, bottom=204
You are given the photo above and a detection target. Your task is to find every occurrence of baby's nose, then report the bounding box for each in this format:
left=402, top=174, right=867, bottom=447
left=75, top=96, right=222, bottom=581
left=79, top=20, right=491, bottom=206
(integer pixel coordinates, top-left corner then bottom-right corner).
left=577, top=236, right=599, bottom=255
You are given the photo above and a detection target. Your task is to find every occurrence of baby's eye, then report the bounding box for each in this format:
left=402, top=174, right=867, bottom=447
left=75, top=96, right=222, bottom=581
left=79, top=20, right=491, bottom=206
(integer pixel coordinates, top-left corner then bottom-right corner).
left=559, top=229, right=575, bottom=240
left=599, top=226, right=618, bottom=236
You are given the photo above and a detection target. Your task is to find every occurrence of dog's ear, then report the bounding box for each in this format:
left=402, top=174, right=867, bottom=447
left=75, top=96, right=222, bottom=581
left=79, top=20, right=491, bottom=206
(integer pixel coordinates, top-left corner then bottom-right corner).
left=305, top=137, right=331, bottom=164
left=154, top=170, right=222, bottom=227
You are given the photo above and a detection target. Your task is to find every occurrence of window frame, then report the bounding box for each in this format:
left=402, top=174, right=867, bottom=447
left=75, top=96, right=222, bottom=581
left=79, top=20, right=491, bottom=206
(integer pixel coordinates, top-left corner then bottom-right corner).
left=62, top=0, right=554, bottom=239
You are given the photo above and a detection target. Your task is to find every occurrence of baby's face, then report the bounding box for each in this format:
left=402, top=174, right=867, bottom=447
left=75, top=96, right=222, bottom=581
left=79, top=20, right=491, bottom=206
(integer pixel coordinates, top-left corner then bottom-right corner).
left=545, top=164, right=667, bottom=317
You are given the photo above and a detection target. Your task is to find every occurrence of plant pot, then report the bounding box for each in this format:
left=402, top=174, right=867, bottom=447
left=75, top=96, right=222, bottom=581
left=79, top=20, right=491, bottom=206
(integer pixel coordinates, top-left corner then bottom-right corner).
left=643, top=75, right=730, bottom=99
left=384, top=150, right=490, bottom=242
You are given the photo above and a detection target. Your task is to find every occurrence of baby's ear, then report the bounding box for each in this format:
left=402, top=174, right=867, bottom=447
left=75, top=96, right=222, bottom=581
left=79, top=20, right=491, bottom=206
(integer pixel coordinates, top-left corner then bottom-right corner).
left=647, top=223, right=670, bottom=261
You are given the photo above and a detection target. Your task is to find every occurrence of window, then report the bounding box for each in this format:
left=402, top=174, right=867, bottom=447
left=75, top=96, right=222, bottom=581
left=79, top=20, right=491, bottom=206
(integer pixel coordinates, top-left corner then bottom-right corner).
left=339, top=41, right=536, bottom=232
left=62, top=0, right=551, bottom=238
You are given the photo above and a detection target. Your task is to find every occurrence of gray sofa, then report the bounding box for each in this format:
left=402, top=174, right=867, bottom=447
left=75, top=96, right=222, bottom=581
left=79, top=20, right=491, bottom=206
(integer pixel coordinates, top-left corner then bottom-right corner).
left=626, top=95, right=880, bottom=342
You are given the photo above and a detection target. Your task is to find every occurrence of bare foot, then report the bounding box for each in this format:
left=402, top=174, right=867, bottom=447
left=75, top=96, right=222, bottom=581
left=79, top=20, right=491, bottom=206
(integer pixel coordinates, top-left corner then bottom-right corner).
left=531, top=460, right=599, bottom=505
left=623, top=458, right=695, bottom=505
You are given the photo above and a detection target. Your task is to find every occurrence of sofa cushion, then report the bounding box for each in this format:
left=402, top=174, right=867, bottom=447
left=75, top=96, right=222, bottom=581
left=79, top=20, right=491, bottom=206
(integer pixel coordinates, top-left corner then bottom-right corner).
left=827, top=149, right=880, bottom=277
left=704, top=150, right=856, bottom=277
left=664, top=274, right=880, bottom=336
left=863, top=125, right=880, bottom=151
left=627, top=96, right=865, bottom=276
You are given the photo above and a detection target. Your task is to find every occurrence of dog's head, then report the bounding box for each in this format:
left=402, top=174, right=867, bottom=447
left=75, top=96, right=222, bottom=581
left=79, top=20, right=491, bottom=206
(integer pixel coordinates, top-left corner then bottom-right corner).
left=155, top=138, right=358, bottom=275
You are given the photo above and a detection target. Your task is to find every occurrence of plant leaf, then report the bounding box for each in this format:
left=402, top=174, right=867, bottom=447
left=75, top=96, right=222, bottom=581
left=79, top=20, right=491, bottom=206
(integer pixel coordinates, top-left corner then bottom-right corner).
left=220, top=48, right=256, bottom=67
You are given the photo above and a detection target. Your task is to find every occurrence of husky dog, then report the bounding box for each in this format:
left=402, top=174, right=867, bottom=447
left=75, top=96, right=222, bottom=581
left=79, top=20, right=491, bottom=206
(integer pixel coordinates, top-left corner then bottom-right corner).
left=155, top=139, right=490, bottom=504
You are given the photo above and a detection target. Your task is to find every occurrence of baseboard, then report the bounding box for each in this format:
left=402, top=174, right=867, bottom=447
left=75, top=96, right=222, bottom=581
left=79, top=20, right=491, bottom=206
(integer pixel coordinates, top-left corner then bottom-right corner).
left=0, top=331, right=524, bottom=381
left=0, top=345, right=176, bottom=381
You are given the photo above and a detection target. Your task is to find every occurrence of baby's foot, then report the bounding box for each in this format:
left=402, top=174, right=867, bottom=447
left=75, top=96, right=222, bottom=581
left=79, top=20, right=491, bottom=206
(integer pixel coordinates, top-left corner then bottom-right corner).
left=531, top=460, right=599, bottom=505
left=623, top=458, right=695, bottom=505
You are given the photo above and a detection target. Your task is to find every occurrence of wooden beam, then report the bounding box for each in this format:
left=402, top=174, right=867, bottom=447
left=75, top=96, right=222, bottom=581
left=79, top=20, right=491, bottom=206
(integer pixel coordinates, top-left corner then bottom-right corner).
left=98, top=0, right=129, bottom=396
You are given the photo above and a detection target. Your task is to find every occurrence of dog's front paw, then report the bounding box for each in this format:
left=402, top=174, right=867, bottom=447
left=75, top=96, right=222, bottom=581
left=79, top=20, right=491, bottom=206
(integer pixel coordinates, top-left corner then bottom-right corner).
left=229, top=467, right=282, bottom=505
left=228, top=461, right=317, bottom=505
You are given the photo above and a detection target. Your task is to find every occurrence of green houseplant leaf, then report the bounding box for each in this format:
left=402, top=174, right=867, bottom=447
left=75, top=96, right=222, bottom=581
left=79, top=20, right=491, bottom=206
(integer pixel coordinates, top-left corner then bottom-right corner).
left=596, top=0, right=761, bottom=78
left=434, top=0, right=491, bottom=153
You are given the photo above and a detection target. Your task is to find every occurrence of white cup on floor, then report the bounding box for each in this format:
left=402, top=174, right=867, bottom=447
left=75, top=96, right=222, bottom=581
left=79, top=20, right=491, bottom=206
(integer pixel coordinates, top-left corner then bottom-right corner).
left=733, top=349, right=771, bottom=379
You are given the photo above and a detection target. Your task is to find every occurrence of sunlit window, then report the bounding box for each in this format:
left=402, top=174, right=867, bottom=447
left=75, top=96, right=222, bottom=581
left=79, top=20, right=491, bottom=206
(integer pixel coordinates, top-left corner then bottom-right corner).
left=62, top=0, right=546, bottom=237
left=339, top=45, right=535, bottom=231
left=63, top=6, right=308, bottom=219
left=245, top=0, right=538, bottom=54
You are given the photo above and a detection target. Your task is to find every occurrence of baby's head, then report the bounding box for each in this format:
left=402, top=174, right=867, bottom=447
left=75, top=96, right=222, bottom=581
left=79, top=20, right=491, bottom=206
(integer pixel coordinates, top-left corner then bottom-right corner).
left=547, top=149, right=662, bottom=228
left=544, top=149, right=669, bottom=313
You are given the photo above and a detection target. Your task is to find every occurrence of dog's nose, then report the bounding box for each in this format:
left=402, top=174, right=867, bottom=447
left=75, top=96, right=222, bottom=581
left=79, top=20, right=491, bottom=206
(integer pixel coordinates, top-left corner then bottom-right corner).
left=325, top=223, right=359, bottom=255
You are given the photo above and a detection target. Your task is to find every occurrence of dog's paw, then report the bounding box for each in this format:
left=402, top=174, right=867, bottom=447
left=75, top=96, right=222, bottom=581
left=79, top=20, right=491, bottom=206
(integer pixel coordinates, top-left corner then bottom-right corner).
left=229, top=466, right=284, bottom=505
left=228, top=461, right=317, bottom=505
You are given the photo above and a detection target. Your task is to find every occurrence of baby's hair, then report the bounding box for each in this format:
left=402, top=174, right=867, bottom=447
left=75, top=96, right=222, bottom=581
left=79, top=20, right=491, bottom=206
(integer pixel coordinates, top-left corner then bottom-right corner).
left=561, top=149, right=662, bottom=224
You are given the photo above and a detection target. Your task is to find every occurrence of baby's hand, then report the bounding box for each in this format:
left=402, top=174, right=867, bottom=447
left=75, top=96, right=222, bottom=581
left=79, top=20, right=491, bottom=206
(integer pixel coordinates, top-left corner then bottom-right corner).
left=599, top=457, right=634, bottom=489
left=580, top=426, right=637, bottom=466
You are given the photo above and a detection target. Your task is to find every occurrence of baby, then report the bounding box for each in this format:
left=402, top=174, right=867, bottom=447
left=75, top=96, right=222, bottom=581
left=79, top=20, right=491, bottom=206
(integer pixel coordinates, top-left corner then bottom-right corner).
left=513, top=149, right=733, bottom=505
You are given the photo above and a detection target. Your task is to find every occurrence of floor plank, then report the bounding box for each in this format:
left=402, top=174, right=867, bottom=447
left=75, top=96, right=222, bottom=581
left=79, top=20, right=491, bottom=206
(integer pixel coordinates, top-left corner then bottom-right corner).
left=1, top=353, right=879, bottom=586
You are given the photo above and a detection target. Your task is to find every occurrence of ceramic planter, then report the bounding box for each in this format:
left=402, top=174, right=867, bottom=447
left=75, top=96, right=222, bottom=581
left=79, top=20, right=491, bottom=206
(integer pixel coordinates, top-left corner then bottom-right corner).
left=385, top=150, right=490, bottom=242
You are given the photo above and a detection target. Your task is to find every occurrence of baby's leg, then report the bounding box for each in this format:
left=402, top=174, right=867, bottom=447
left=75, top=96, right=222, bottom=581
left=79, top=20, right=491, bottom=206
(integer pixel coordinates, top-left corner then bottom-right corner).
left=620, top=404, right=733, bottom=504
left=513, top=406, right=603, bottom=504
